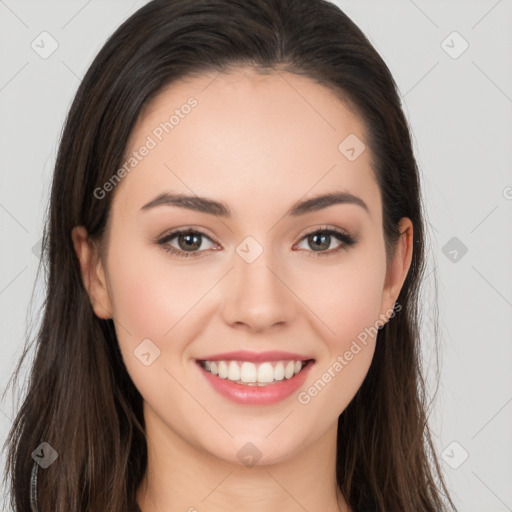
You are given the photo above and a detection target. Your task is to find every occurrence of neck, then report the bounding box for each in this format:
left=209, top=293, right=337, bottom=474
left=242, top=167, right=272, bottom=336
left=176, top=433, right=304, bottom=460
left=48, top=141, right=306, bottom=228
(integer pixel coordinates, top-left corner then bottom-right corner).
left=136, top=405, right=349, bottom=512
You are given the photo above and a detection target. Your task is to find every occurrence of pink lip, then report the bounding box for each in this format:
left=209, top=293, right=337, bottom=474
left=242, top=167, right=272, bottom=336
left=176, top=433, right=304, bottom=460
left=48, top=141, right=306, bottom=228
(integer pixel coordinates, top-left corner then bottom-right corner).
left=196, top=359, right=315, bottom=405
left=196, top=350, right=313, bottom=363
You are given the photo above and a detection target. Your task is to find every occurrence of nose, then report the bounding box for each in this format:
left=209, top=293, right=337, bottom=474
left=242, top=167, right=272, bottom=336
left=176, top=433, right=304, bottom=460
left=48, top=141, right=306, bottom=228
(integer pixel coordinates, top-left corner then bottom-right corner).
left=220, top=250, right=297, bottom=332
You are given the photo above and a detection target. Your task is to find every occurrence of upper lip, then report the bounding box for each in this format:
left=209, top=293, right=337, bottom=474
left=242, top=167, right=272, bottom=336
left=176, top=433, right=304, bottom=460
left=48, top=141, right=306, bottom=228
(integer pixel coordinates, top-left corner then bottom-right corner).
left=196, top=350, right=314, bottom=363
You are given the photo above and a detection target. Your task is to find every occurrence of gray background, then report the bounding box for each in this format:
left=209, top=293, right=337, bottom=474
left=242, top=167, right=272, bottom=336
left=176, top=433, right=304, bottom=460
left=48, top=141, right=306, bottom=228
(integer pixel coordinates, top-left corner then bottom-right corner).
left=1, top=0, right=511, bottom=510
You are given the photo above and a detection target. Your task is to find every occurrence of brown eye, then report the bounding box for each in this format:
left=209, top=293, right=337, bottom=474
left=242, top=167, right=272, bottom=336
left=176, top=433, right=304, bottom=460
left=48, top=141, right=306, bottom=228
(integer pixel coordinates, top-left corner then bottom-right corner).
left=175, top=232, right=202, bottom=251
left=158, top=229, right=217, bottom=258
left=307, top=232, right=332, bottom=252
left=295, top=228, right=357, bottom=256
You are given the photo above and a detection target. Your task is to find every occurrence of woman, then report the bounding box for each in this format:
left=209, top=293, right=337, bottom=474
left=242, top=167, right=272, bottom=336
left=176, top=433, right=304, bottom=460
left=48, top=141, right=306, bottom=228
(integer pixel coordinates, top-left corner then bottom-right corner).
left=3, top=0, right=457, bottom=511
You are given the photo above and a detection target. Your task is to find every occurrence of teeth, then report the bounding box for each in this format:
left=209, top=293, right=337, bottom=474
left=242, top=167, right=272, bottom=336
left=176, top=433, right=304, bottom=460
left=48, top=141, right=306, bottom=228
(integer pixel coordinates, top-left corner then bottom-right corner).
left=240, top=362, right=257, bottom=383
left=228, top=361, right=241, bottom=381
left=200, top=359, right=308, bottom=385
left=257, top=362, right=274, bottom=383
left=285, top=361, right=295, bottom=379
left=218, top=361, right=228, bottom=378
left=274, top=362, right=285, bottom=381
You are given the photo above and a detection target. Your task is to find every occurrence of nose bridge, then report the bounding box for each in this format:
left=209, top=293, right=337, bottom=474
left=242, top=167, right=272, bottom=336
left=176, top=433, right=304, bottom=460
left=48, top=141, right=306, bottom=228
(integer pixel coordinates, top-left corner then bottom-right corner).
left=221, top=239, right=296, bottom=330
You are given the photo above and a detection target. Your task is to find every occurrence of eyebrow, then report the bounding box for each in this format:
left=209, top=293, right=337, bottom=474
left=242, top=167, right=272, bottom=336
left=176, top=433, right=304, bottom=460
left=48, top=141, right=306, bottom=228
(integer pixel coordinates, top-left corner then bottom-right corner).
left=140, top=191, right=369, bottom=217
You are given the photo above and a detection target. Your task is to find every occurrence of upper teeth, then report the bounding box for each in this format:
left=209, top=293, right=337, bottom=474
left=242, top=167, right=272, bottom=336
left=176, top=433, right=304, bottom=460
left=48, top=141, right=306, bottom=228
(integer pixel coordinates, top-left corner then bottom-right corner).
left=202, top=360, right=306, bottom=384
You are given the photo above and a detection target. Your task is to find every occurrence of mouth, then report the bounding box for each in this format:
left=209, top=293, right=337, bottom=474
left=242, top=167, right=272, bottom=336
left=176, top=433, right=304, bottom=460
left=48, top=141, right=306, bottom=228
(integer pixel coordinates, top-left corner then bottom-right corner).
left=195, top=355, right=316, bottom=405
left=196, top=358, right=315, bottom=386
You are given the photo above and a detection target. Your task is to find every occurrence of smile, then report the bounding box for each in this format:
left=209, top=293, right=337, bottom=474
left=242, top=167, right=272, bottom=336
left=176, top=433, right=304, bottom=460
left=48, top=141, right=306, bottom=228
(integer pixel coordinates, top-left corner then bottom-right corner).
left=198, top=359, right=311, bottom=386
left=195, top=358, right=315, bottom=405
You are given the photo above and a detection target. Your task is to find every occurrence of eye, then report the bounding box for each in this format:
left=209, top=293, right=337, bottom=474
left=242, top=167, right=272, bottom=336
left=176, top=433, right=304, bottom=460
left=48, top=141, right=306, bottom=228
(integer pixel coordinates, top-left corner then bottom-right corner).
left=157, top=228, right=218, bottom=259
left=294, top=226, right=357, bottom=257
left=156, top=225, right=357, bottom=259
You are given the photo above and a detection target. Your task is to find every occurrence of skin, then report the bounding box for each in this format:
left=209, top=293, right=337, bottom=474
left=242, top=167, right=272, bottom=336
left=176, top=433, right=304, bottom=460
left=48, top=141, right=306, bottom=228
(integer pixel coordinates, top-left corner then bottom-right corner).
left=72, top=67, right=413, bottom=512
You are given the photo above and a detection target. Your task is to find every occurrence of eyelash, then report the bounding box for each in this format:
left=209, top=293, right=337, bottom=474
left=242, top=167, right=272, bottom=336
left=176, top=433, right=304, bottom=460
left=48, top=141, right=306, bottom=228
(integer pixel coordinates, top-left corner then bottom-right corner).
left=156, top=225, right=357, bottom=260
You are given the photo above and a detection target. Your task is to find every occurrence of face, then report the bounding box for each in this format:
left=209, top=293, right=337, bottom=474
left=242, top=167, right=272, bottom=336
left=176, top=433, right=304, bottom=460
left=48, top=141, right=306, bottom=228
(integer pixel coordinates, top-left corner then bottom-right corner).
left=73, top=67, right=412, bottom=466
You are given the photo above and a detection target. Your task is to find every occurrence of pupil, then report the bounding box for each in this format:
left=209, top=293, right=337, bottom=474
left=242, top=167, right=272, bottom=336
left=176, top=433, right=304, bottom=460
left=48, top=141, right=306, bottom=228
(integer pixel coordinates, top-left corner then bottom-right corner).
left=180, top=233, right=200, bottom=251
left=310, top=233, right=329, bottom=251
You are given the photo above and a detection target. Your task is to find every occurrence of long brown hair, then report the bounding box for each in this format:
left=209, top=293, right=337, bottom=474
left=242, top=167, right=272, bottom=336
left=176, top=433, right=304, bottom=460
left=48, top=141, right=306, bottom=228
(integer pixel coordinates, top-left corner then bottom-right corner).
left=3, top=0, right=457, bottom=510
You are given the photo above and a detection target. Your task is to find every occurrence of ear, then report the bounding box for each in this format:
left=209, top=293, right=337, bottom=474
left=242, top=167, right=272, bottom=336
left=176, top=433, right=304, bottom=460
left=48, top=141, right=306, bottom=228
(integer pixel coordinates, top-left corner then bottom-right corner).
left=379, top=217, right=414, bottom=322
left=71, top=226, right=113, bottom=319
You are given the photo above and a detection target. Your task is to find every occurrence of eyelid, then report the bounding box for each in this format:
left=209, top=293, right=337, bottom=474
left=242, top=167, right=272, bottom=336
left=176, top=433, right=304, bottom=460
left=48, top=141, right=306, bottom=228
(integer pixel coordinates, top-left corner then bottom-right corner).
left=155, top=226, right=220, bottom=256
left=293, top=225, right=357, bottom=254
left=297, top=224, right=352, bottom=242
left=156, top=224, right=357, bottom=258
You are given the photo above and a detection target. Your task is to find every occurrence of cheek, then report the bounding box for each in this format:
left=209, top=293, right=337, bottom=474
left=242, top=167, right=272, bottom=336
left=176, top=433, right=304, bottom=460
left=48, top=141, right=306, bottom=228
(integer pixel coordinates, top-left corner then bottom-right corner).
left=105, top=246, right=213, bottom=401
left=106, top=230, right=211, bottom=330
left=295, top=255, right=385, bottom=414
left=297, top=250, right=386, bottom=349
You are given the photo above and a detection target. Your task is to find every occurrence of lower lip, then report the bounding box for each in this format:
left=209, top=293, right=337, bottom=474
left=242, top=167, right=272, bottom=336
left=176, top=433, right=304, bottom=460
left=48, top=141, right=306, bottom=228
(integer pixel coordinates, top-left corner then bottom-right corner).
left=196, top=360, right=315, bottom=405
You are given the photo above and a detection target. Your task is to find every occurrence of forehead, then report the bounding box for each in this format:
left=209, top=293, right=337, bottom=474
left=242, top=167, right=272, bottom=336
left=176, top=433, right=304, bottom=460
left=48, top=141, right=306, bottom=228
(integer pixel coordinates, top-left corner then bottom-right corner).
left=114, top=67, right=379, bottom=222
